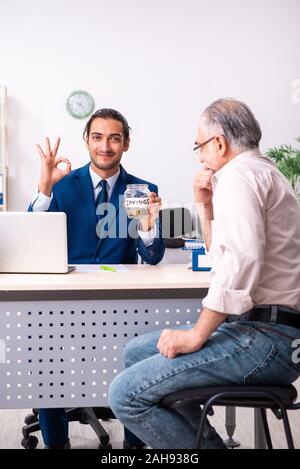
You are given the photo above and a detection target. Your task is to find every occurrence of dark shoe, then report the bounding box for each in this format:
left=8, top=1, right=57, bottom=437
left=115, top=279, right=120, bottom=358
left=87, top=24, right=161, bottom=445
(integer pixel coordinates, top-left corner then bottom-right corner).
left=123, top=438, right=146, bottom=449
left=44, top=438, right=71, bottom=449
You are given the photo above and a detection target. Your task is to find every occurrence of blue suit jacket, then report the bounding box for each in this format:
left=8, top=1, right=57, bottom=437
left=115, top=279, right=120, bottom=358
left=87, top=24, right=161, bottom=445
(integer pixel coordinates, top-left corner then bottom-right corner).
left=29, top=163, right=165, bottom=265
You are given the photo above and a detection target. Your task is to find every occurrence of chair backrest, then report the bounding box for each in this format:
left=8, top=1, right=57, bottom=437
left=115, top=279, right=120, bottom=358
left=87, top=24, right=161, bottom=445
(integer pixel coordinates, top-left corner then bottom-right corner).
left=159, top=207, right=193, bottom=248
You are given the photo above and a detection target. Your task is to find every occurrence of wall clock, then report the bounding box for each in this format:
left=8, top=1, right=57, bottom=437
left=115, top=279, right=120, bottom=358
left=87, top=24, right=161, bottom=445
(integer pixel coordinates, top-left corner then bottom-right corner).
left=66, top=90, right=95, bottom=119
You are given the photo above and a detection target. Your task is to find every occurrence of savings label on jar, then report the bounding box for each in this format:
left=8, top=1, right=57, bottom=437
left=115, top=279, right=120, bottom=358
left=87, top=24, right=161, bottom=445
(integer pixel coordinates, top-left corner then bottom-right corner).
left=124, top=184, right=150, bottom=219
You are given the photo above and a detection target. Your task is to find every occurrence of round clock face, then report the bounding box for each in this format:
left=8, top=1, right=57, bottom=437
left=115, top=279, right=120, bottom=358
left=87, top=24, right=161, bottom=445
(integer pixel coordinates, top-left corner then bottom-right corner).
left=66, top=91, right=95, bottom=119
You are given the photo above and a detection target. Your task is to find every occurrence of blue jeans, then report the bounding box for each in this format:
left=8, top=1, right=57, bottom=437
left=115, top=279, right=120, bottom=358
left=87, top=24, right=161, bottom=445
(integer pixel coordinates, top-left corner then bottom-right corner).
left=109, top=321, right=300, bottom=449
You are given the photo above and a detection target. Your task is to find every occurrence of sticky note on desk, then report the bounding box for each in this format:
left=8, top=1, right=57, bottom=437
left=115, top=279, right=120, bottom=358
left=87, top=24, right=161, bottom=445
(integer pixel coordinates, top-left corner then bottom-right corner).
left=100, top=265, right=117, bottom=272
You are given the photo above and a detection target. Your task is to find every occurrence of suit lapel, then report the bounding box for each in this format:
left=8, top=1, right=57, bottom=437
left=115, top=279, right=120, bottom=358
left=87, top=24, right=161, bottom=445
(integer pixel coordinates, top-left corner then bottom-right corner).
left=74, top=163, right=97, bottom=231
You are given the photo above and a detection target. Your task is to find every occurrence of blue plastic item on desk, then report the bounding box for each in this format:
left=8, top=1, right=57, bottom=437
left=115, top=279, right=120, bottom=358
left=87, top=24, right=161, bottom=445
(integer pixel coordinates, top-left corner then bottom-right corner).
left=192, top=247, right=212, bottom=272
left=183, top=239, right=204, bottom=250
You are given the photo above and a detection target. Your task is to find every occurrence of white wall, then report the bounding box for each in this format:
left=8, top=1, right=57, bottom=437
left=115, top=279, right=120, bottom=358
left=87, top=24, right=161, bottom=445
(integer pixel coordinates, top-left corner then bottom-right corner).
left=1, top=0, right=300, bottom=211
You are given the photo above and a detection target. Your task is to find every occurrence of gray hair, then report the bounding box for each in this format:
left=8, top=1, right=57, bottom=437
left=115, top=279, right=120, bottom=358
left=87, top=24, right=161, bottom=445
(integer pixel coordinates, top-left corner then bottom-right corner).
left=201, top=98, right=262, bottom=152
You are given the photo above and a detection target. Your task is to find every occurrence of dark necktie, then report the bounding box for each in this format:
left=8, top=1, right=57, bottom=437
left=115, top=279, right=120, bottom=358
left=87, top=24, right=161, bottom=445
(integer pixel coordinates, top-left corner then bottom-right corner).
left=96, top=179, right=108, bottom=222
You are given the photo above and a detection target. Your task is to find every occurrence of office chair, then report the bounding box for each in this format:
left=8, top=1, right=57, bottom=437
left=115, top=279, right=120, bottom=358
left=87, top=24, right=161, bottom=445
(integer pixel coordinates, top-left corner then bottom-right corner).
left=161, top=384, right=300, bottom=449
left=21, top=406, right=115, bottom=449
left=159, top=207, right=194, bottom=248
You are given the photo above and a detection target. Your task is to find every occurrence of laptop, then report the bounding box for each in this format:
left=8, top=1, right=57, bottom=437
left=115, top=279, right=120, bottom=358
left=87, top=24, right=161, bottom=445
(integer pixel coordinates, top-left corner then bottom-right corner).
left=0, top=212, right=75, bottom=273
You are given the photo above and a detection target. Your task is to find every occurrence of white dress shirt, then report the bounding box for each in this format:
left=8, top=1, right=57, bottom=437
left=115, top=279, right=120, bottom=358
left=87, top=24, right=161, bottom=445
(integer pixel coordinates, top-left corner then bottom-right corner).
left=202, top=149, right=300, bottom=315
left=31, top=164, right=156, bottom=246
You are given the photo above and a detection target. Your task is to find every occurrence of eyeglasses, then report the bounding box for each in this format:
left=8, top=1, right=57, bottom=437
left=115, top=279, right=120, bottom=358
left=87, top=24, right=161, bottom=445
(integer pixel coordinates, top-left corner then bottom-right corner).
left=193, top=134, right=225, bottom=155
left=193, top=136, right=217, bottom=155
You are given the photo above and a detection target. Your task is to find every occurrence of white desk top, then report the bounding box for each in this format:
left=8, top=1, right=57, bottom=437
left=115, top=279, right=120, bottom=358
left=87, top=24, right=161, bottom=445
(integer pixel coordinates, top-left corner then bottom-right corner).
left=0, top=264, right=211, bottom=291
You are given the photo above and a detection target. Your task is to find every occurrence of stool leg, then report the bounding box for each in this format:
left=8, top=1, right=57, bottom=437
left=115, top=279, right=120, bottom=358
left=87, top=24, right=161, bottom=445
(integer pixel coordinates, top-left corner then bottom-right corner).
left=195, top=402, right=211, bottom=449
left=280, top=409, right=294, bottom=449
left=223, top=407, right=240, bottom=448
left=259, top=409, right=273, bottom=449
left=254, top=408, right=268, bottom=449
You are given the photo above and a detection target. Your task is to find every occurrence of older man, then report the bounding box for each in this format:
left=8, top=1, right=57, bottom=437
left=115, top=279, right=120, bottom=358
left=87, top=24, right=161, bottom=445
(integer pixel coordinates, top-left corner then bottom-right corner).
left=109, top=98, right=300, bottom=449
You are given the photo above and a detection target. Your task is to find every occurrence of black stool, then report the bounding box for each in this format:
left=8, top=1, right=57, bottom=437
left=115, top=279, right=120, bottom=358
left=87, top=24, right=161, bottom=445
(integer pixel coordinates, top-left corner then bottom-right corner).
left=161, top=385, right=299, bottom=449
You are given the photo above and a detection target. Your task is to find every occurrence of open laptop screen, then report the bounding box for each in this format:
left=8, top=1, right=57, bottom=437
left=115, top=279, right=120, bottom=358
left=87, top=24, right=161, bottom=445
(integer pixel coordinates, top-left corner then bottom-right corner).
left=0, top=212, right=71, bottom=273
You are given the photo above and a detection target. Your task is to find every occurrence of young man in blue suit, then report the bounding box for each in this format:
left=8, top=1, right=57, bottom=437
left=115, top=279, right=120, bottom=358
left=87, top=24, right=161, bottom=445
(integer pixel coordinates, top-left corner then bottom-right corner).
left=29, top=108, right=165, bottom=448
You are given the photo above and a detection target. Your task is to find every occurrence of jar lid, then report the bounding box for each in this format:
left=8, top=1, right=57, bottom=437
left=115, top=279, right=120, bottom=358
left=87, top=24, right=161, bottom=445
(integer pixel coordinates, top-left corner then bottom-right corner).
left=126, top=184, right=149, bottom=189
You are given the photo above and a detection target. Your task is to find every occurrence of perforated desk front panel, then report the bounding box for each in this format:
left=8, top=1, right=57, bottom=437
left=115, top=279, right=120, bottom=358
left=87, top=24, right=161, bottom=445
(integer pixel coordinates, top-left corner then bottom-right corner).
left=0, top=297, right=202, bottom=408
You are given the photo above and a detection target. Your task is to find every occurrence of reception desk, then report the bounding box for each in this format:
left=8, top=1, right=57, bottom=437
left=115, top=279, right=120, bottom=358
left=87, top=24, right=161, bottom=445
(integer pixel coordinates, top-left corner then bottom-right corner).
left=0, top=264, right=210, bottom=410
left=1, top=264, right=269, bottom=449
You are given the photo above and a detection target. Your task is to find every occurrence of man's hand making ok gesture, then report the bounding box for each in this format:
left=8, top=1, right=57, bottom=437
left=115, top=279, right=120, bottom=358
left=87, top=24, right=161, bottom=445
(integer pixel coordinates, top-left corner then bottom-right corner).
left=36, top=138, right=71, bottom=196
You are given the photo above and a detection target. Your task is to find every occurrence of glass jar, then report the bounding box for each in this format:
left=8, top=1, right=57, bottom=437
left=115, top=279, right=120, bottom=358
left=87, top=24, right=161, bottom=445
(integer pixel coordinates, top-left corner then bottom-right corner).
left=124, top=184, right=150, bottom=219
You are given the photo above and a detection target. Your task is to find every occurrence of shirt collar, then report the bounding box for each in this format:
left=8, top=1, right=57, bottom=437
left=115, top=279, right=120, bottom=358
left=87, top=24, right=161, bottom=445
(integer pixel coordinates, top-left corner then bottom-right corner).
left=211, top=148, right=263, bottom=186
left=89, top=164, right=120, bottom=191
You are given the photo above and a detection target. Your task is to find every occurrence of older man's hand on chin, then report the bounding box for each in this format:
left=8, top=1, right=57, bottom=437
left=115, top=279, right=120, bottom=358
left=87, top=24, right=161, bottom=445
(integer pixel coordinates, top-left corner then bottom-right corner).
left=193, top=163, right=214, bottom=205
